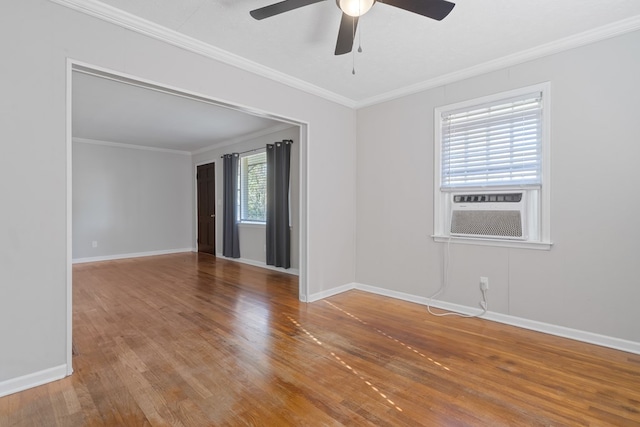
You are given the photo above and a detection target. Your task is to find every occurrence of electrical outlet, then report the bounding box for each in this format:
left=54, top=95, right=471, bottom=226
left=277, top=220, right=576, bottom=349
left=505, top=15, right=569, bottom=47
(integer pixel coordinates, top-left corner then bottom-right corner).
left=92, top=241, right=98, bottom=248
left=480, top=277, right=489, bottom=291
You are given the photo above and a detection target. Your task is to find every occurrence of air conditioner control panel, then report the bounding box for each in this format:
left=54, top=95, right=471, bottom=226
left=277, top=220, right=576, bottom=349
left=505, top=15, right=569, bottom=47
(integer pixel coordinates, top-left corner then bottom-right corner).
left=453, top=193, right=522, bottom=203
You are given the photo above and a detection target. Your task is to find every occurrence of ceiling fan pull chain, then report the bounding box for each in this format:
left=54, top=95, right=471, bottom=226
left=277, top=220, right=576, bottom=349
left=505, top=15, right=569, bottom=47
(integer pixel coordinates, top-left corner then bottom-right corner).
left=352, top=15, right=356, bottom=75
left=358, top=15, right=363, bottom=53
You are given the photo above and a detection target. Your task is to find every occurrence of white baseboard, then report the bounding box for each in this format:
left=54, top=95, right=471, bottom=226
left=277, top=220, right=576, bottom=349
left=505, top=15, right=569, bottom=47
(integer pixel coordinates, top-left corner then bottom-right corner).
left=0, top=365, right=68, bottom=398
left=482, top=310, right=640, bottom=355
left=312, top=282, right=640, bottom=355
left=216, top=253, right=299, bottom=276
left=308, top=283, right=357, bottom=302
left=72, top=248, right=195, bottom=264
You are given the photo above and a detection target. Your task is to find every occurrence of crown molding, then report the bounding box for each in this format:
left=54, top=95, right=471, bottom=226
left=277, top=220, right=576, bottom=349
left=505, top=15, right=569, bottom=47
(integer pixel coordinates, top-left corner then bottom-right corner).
left=191, top=123, right=296, bottom=156
left=49, top=0, right=357, bottom=108
left=51, top=0, right=640, bottom=111
left=73, top=123, right=296, bottom=156
left=355, top=15, right=640, bottom=108
left=73, top=137, right=192, bottom=155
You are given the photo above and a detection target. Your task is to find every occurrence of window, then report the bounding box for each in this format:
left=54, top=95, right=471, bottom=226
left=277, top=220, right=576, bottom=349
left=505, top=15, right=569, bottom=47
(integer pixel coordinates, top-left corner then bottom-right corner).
left=239, top=151, right=267, bottom=223
left=433, top=83, right=551, bottom=249
left=441, top=94, right=542, bottom=188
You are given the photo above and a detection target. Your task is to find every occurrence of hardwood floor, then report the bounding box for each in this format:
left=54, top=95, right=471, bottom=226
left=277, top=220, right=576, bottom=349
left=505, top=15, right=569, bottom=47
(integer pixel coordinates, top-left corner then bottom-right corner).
left=1, top=253, right=639, bottom=426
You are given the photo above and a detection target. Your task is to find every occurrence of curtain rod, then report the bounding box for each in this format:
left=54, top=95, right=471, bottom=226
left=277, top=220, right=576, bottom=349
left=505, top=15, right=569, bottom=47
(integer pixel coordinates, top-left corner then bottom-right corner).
left=221, top=140, right=293, bottom=158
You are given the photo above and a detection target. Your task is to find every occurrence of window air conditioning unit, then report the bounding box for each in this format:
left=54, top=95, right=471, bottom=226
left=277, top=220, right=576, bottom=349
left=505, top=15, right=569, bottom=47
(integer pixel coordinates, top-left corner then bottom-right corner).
left=450, top=192, right=527, bottom=240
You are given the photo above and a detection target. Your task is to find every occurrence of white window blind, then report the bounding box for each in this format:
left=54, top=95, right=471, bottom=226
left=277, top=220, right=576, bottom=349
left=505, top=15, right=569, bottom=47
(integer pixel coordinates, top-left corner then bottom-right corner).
left=441, top=92, right=542, bottom=189
left=240, top=152, right=267, bottom=222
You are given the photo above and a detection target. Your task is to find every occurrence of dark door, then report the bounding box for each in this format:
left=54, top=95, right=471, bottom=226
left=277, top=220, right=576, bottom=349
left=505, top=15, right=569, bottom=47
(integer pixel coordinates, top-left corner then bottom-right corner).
left=197, top=163, right=216, bottom=255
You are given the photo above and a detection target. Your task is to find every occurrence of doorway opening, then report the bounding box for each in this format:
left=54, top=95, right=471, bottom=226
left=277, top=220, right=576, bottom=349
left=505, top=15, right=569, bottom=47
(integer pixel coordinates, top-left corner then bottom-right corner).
left=67, top=60, right=309, bottom=376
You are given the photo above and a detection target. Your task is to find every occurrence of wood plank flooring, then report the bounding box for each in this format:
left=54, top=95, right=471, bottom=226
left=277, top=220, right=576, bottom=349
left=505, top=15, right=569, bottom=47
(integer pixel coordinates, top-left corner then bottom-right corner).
left=1, top=252, right=639, bottom=426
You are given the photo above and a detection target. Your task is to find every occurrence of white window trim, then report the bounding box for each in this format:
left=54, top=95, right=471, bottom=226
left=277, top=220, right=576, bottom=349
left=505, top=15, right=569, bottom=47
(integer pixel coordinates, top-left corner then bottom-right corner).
left=433, top=82, right=552, bottom=250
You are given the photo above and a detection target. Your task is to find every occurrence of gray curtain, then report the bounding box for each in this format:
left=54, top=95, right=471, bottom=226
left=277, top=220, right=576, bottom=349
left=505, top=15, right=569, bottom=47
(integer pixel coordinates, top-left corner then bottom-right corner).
left=266, top=140, right=292, bottom=268
left=222, top=153, right=240, bottom=258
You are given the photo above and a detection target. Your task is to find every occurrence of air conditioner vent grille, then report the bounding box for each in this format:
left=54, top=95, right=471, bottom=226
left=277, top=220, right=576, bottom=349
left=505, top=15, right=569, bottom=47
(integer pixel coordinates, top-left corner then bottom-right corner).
left=451, top=210, right=523, bottom=238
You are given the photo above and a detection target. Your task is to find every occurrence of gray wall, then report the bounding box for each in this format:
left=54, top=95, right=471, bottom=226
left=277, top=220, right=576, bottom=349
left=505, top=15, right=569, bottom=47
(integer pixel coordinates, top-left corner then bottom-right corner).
left=192, top=126, right=301, bottom=271
left=0, top=0, right=356, bottom=386
left=356, top=30, right=640, bottom=342
left=72, top=141, right=193, bottom=260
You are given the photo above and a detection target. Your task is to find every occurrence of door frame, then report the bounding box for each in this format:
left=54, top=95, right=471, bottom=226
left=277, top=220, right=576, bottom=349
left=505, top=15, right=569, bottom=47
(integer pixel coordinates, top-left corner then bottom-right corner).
left=67, top=59, right=310, bottom=377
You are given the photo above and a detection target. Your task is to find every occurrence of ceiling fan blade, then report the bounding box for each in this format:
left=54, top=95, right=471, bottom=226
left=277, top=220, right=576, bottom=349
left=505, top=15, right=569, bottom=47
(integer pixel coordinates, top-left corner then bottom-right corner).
left=250, top=0, right=326, bottom=20
left=381, top=0, right=455, bottom=21
left=335, top=13, right=358, bottom=55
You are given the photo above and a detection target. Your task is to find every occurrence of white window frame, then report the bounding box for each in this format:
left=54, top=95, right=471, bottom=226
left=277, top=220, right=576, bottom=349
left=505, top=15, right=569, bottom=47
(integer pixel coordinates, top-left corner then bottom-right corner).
left=433, top=83, right=552, bottom=250
left=239, top=150, right=267, bottom=224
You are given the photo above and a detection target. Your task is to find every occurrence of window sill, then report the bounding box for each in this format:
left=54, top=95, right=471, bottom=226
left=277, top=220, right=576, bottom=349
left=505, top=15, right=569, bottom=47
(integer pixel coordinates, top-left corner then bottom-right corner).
left=239, top=222, right=265, bottom=228
left=238, top=222, right=293, bottom=230
left=432, top=235, right=552, bottom=250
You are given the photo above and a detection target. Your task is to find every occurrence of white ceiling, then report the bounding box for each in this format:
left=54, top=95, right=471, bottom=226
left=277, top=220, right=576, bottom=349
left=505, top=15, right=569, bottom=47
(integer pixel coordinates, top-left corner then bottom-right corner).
left=67, top=0, right=640, bottom=151
left=72, top=71, right=291, bottom=152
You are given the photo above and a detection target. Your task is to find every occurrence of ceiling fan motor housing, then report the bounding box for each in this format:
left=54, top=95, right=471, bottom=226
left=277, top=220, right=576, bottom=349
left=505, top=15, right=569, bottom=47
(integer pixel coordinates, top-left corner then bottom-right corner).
left=337, top=0, right=376, bottom=17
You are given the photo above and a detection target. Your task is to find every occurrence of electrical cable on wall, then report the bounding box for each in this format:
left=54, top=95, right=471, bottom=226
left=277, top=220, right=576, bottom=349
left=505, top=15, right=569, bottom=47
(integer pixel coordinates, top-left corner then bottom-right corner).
left=426, top=236, right=488, bottom=318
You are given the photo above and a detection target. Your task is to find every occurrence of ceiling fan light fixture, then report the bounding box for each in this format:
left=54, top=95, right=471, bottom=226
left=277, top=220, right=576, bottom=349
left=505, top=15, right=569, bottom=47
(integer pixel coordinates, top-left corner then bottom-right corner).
left=338, top=0, right=375, bottom=17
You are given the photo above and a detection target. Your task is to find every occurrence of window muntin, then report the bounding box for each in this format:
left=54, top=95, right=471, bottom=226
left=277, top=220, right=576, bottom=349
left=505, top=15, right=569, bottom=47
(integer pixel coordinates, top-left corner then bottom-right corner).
left=239, top=151, right=267, bottom=223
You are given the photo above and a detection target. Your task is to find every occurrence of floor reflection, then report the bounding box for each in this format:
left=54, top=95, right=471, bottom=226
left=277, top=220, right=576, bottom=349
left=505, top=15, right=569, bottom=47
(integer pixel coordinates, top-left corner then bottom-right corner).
left=323, top=300, right=451, bottom=372
left=285, top=314, right=403, bottom=412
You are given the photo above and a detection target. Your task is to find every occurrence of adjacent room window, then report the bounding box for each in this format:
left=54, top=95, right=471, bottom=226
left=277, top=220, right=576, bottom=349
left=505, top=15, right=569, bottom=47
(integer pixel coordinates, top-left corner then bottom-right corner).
left=239, top=151, right=267, bottom=223
left=433, top=83, right=551, bottom=249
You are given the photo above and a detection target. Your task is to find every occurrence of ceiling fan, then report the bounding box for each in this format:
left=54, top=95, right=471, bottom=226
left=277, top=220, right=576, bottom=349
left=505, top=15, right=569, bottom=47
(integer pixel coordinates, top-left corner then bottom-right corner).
left=250, top=0, right=455, bottom=55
